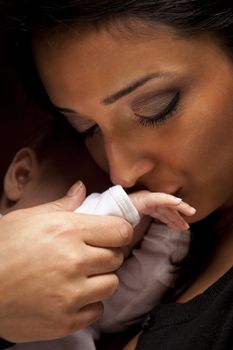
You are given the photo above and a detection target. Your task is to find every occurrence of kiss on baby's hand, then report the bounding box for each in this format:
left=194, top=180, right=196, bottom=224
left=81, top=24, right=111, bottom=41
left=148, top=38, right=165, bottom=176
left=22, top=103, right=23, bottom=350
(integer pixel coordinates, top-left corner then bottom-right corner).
left=129, top=191, right=196, bottom=231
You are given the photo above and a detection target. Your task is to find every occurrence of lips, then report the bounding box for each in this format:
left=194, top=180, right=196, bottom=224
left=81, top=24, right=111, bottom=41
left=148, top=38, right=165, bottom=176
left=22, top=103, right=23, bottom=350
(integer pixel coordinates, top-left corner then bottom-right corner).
left=148, top=187, right=183, bottom=197
left=172, top=188, right=182, bottom=198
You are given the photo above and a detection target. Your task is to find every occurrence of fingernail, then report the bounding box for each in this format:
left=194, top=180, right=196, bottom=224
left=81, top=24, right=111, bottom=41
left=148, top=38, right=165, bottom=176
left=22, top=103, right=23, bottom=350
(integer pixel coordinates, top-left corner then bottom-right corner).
left=174, top=197, right=182, bottom=202
left=189, top=207, right=196, bottom=214
left=67, top=181, right=83, bottom=197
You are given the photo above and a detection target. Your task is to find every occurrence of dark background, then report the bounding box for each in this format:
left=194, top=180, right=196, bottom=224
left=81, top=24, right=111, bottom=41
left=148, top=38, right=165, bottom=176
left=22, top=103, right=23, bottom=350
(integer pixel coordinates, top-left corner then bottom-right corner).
left=0, top=32, right=52, bottom=191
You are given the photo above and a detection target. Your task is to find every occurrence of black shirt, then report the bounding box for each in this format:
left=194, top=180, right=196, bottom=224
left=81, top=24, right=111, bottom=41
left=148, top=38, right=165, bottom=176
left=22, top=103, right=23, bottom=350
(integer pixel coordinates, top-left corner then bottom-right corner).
left=136, top=266, right=233, bottom=350
left=0, top=339, right=14, bottom=349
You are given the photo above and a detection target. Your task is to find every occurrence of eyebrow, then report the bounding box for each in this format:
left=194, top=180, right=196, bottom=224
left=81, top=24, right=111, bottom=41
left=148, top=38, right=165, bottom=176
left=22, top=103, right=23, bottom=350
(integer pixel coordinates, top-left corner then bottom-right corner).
left=102, top=71, right=174, bottom=105
left=53, top=106, right=77, bottom=114
left=53, top=71, right=174, bottom=113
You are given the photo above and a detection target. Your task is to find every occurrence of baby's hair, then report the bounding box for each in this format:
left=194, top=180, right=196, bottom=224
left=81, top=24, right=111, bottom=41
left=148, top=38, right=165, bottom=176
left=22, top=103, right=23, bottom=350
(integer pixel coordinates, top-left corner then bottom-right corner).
left=21, top=117, right=87, bottom=185
left=21, top=117, right=110, bottom=195
left=25, top=117, right=82, bottom=162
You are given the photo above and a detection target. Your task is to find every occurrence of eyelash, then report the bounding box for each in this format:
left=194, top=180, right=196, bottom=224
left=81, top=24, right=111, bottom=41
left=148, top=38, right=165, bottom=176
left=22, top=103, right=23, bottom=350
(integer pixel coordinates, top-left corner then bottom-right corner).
left=80, top=124, right=100, bottom=140
left=82, top=91, right=180, bottom=139
left=135, top=91, right=180, bottom=128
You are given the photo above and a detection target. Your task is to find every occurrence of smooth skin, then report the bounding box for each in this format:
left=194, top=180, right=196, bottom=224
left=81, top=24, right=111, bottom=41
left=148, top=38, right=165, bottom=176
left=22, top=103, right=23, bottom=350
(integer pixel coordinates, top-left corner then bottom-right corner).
left=33, top=23, right=233, bottom=347
left=0, top=183, right=133, bottom=342
left=34, top=25, right=233, bottom=224
left=0, top=135, right=194, bottom=345
left=0, top=137, right=194, bottom=346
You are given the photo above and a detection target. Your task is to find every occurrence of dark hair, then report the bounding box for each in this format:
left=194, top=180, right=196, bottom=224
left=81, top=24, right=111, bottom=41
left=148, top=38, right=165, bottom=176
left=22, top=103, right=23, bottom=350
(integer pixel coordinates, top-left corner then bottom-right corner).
left=4, top=0, right=233, bottom=114
left=25, top=118, right=82, bottom=161
left=4, top=0, right=231, bottom=294
left=4, top=1, right=233, bottom=39
left=19, top=118, right=84, bottom=179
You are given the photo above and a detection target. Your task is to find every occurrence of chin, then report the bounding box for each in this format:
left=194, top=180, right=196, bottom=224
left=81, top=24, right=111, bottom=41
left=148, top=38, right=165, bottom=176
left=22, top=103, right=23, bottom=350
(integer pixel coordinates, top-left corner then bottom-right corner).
left=186, top=203, right=217, bottom=225
left=178, top=192, right=213, bottom=224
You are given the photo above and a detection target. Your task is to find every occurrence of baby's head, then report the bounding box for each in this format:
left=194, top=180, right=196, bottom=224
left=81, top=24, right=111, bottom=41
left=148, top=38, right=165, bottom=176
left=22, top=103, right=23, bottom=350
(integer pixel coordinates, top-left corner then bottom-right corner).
left=0, top=119, right=110, bottom=214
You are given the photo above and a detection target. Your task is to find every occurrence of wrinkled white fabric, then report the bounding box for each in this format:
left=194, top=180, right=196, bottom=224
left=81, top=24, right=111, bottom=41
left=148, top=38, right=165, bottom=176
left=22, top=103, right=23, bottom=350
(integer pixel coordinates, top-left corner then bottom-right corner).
left=12, top=185, right=189, bottom=350
left=75, top=185, right=140, bottom=227
left=100, top=223, right=190, bottom=332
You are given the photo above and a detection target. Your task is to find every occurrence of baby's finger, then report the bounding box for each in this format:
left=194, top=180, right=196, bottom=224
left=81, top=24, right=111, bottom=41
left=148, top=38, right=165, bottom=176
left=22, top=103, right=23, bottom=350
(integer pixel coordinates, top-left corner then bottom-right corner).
left=153, top=207, right=189, bottom=231
left=152, top=196, right=196, bottom=217
left=131, top=191, right=182, bottom=215
left=151, top=213, right=180, bottom=230
left=174, top=201, right=196, bottom=216
left=138, top=192, right=196, bottom=215
left=152, top=212, right=183, bottom=231
left=167, top=208, right=190, bottom=230
left=146, top=192, right=183, bottom=206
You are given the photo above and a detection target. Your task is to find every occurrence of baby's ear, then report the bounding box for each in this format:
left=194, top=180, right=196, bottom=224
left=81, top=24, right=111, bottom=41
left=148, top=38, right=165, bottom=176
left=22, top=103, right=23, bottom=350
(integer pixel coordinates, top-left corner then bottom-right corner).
left=3, top=148, right=39, bottom=202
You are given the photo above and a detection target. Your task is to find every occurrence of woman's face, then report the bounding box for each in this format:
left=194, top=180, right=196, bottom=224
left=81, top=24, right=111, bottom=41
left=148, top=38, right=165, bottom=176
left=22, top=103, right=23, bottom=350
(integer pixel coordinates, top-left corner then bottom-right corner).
left=33, top=24, right=233, bottom=222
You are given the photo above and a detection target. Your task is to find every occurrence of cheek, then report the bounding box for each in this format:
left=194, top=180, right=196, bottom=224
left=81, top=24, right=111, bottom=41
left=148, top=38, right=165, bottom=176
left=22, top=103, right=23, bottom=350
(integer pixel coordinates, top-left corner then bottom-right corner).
left=66, top=117, right=109, bottom=172
left=189, top=80, right=233, bottom=175
left=171, top=71, right=233, bottom=175
left=177, top=93, right=233, bottom=216
left=86, top=134, right=109, bottom=173
left=22, top=182, right=69, bottom=207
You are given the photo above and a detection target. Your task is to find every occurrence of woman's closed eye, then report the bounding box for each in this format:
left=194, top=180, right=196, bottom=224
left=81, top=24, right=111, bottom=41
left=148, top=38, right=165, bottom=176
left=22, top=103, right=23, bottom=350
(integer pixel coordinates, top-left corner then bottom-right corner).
left=64, top=113, right=100, bottom=139
left=66, top=89, right=181, bottom=140
left=80, top=123, right=100, bottom=139
left=132, top=90, right=180, bottom=127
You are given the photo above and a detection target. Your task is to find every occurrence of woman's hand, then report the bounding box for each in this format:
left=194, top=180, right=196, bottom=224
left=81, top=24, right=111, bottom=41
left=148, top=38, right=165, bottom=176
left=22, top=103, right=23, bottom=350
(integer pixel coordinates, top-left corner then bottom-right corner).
left=0, top=182, right=133, bottom=343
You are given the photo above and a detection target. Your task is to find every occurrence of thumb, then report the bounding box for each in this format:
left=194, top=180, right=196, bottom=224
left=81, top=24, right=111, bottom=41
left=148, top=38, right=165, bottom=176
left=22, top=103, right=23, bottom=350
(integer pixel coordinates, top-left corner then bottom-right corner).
left=33, top=181, right=87, bottom=214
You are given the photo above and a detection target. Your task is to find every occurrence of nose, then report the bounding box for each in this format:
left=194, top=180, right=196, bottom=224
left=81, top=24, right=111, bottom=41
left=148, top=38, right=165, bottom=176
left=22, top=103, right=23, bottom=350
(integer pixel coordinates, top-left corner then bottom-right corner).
left=104, top=136, right=154, bottom=188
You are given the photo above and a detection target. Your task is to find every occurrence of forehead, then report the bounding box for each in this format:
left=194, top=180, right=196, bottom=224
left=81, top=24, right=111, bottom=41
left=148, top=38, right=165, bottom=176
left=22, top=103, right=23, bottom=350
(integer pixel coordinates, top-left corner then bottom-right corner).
left=33, top=24, right=222, bottom=108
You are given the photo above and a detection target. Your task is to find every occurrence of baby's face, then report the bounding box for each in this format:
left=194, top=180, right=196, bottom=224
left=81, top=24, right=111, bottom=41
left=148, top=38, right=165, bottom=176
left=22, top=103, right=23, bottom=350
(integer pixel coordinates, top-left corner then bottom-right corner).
left=1, top=141, right=111, bottom=214
left=31, top=162, right=110, bottom=209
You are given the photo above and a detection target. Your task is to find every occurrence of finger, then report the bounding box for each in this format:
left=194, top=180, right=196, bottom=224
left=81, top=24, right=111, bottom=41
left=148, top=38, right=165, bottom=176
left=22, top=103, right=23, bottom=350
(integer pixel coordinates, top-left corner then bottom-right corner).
left=151, top=212, right=181, bottom=230
left=155, top=207, right=189, bottom=230
left=84, top=246, right=124, bottom=276
left=79, top=274, right=120, bottom=307
left=66, top=302, right=104, bottom=334
left=175, top=201, right=196, bottom=216
left=80, top=216, right=134, bottom=248
left=131, top=191, right=182, bottom=214
left=147, top=200, right=196, bottom=219
left=133, top=191, right=196, bottom=215
left=43, top=181, right=87, bottom=212
left=151, top=213, right=172, bottom=228
left=157, top=207, right=189, bottom=229
left=14, top=181, right=87, bottom=218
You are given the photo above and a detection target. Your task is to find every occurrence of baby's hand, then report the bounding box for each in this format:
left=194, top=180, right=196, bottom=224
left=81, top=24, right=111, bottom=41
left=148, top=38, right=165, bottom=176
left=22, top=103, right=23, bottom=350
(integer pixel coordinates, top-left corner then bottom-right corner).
left=129, top=191, right=196, bottom=231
